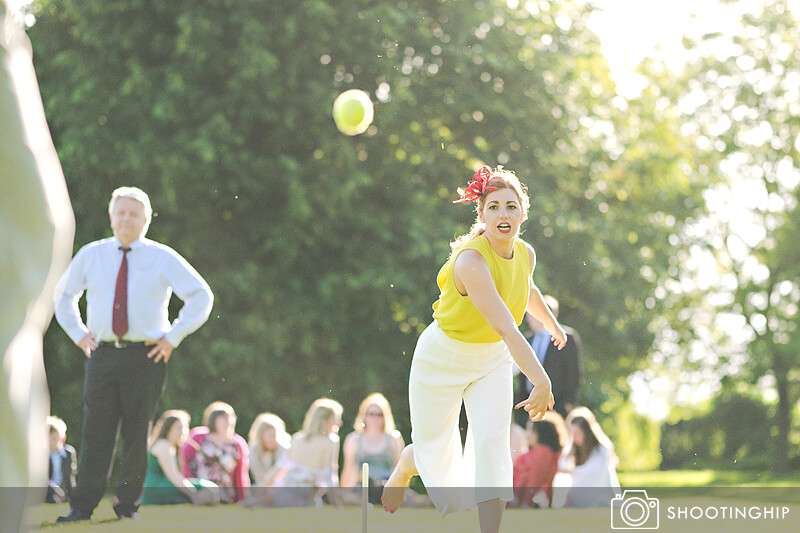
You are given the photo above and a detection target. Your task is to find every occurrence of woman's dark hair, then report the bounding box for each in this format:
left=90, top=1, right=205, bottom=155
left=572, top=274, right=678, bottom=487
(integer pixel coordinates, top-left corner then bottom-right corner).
left=570, top=416, right=600, bottom=466
left=208, top=409, right=231, bottom=434
left=150, top=409, right=190, bottom=448
left=532, top=420, right=562, bottom=453
left=156, top=415, right=181, bottom=442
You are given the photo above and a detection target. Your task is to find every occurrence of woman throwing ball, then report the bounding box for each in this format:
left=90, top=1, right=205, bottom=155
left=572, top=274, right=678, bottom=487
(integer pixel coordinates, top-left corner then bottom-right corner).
left=382, top=166, right=567, bottom=533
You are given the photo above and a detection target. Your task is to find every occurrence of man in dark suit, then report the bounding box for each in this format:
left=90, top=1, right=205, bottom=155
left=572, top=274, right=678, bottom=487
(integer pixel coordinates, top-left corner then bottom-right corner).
left=516, top=295, right=583, bottom=422
left=46, top=416, right=77, bottom=504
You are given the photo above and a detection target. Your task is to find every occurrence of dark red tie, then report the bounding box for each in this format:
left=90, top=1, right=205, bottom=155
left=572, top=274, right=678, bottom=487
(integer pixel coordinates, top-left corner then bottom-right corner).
left=112, top=247, right=131, bottom=339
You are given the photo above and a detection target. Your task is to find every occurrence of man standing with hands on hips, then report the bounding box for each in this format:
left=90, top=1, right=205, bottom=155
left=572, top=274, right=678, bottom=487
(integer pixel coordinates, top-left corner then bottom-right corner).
left=54, top=187, right=213, bottom=522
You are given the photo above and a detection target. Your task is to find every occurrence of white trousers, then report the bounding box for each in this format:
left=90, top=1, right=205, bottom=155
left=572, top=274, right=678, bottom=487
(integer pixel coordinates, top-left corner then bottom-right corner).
left=409, top=322, right=514, bottom=516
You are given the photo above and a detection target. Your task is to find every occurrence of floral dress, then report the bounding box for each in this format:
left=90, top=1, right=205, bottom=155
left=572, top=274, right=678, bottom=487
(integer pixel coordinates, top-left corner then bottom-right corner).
left=191, top=437, right=241, bottom=503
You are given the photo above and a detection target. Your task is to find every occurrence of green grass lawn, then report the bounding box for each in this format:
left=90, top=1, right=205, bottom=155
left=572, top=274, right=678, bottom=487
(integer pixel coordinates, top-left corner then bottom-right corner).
left=26, top=472, right=800, bottom=533
left=28, top=504, right=594, bottom=533
left=618, top=469, right=800, bottom=487
left=27, top=500, right=800, bottom=533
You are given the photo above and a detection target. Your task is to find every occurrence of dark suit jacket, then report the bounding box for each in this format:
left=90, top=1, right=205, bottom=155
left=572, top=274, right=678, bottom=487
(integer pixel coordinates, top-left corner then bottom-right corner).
left=46, top=444, right=76, bottom=503
left=516, top=325, right=583, bottom=421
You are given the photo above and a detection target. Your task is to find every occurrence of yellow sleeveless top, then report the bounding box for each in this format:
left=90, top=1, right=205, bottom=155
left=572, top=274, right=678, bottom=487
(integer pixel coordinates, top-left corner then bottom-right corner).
left=432, top=236, right=531, bottom=343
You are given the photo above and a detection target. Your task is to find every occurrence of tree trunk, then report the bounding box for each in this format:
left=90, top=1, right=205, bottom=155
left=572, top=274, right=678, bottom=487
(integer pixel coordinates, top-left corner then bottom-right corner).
left=773, top=353, right=790, bottom=472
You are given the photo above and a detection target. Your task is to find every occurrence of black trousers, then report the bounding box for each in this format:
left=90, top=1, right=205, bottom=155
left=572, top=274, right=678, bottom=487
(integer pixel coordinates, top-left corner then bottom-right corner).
left=70, top=344, right=167, bottom=516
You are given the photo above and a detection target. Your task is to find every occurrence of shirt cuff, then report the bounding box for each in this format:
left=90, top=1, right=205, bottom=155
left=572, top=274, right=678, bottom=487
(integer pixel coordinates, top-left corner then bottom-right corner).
left=164, top=330, right=184, bottom=348
left=67, top=325, right=90, bottom=346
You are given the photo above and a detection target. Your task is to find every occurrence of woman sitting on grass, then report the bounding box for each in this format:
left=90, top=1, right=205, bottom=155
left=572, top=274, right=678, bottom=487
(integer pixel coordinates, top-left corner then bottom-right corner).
left=239, top=412, right=291, bottom=508
left=142, top=410, right=219, bottom=506
left=270, top=398, right=344, bottom=508
left=248, top=412, right=291, bottom=487
left=340, top=393, right=404, bottom=505
left=561, top=406, right=620, bottom=508
left=510, top=411, right=567, bottom=508
left=181, top=402, right=250, bottom=503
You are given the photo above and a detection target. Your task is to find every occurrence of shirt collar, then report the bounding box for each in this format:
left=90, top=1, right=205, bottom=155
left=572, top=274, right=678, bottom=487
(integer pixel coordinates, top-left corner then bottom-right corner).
left=112, top=236, right=143, bottom=251
left=51, top=447, right=68, bottom=458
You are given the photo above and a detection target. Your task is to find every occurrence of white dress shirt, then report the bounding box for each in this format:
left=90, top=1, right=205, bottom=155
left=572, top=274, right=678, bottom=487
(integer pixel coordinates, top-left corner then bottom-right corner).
left=54, top=236, right=213, bottom=347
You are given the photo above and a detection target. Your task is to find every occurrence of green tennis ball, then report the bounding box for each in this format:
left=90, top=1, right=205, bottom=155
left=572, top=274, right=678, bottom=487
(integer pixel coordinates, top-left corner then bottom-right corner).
left=333, top=89, right=374, bottom=136
left=342, top=98, right=366, bottom=126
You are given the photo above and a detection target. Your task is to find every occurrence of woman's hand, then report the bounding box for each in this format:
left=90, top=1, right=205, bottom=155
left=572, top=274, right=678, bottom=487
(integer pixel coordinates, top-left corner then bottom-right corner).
left=515, top=383, right=554, bottom=421
left=549, top=323, right=568, bottom=350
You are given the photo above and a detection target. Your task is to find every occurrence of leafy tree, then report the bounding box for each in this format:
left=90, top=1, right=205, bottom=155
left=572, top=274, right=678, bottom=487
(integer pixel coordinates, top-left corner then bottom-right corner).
left=648, top=0, right=800, bottom=469
left=30, top=0, right=708, bottom=462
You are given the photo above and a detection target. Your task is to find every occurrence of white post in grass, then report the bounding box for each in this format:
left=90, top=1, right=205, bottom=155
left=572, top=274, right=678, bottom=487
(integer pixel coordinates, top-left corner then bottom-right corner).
left=361, top=462, right=369, bottom=533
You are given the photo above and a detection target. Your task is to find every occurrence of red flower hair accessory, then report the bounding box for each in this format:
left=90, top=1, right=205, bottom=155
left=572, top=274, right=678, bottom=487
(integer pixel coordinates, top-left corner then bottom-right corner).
left=453, top=166, right=498, bottom=204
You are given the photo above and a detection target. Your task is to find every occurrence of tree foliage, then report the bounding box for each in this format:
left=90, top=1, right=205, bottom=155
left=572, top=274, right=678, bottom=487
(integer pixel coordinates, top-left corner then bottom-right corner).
left=639, top=0, right=800, bottom=468
left=31, top=0, right=708, bottom=466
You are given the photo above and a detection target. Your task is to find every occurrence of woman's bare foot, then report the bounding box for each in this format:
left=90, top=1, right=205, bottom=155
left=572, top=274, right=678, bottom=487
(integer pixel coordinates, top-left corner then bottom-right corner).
left=381, top=444, right=418, bottom=513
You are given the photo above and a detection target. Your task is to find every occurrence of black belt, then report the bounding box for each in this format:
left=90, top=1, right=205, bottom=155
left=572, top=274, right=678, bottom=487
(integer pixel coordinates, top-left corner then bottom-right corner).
left=99, top=340, right=148, bottom=349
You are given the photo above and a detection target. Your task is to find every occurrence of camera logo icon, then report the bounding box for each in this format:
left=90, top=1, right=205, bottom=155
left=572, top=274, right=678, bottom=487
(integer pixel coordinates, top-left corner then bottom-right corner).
left=611, top=490, right=660, bottom=529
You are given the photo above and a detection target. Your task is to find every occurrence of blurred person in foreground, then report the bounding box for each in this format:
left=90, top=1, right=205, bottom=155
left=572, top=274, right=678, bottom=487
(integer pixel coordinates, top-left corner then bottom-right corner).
left=53, top=186, right=213, bottom=522
left=0, top=2, right=74, bottom=531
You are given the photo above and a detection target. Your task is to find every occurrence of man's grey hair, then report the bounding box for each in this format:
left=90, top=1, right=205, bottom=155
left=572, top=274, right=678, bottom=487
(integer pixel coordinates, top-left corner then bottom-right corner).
left=108, top=186, right=152, bottom=237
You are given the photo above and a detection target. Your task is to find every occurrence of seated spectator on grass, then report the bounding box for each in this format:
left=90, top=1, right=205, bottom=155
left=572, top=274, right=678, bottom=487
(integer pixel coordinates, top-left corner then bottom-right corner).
left=338, top=393, right=431, bottom=508
left=181, top=402, right=249, bottom=503
left=142, top=410, right=219, bottom=505
left=46, top=416, right=76, bottom=504
left=561, top=406, right=620, bottom=508
left=239, top=412, right=292, bottom=508
left=340, top=393, right=404, bottom=505
left=511, top=411, right=567, bottom=509
left=270, top=398, right=343, bottom=508
left=248, top=412, right=291, bottom=487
